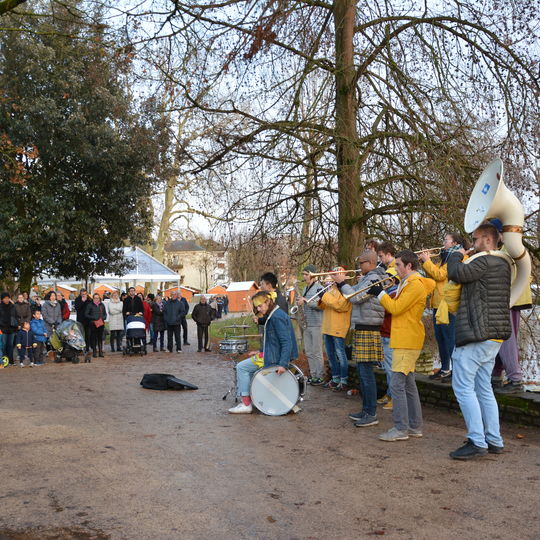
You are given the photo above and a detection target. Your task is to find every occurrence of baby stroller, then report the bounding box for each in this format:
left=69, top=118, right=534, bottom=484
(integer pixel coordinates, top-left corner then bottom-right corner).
left=123, top=314, right=147, bottom=356
left=50, top=320, right=89, bottom=364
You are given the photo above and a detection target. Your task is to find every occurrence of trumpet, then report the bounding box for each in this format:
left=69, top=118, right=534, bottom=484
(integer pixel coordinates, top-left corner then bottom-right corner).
left=290, top=282, right=334, bottom=314
left=343, top=275, right=396, bottom=301
left=308, top=268, right=362, bottom=280
left=414, top=246, right=443, bottom=257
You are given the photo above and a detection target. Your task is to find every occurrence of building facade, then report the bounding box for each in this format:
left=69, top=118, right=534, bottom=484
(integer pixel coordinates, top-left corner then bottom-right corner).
left=164, top=240, right=229, bottom=292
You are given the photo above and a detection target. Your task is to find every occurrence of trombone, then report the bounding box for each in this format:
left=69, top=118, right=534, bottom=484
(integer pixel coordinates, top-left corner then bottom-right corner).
left=308, top=268, right=362, bottom=280
left=290, top=282, right=334, bottom=314
left=414, top=246, right=443, bottom=257
left=343, top=275, right=396, bottom=301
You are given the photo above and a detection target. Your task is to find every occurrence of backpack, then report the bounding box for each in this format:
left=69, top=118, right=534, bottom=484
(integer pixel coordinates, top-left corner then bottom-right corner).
left=140, top=373, right=198, bottom=391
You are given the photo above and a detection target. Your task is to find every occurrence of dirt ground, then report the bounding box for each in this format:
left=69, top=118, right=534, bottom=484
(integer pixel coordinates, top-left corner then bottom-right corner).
left=1, top=339, right=539, bottom=540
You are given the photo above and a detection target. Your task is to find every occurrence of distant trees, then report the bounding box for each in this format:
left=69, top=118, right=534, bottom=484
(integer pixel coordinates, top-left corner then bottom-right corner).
left=0, top=3, right=159, bottom=290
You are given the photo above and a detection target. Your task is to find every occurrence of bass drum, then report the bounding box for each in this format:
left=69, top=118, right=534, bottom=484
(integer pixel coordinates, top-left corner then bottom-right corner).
left=250, top=363, right=307, bottom=416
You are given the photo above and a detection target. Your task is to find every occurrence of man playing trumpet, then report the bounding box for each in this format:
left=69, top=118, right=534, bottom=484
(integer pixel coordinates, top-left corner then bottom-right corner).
left=418, top=233, right=467, bottom=383
left=335, top=250, right=387, bottom=427
left=317, top=267, right=352, bottom=391
left=296, top=265, right=325, bottom=386
left=367, top=250, right=435, bottom=441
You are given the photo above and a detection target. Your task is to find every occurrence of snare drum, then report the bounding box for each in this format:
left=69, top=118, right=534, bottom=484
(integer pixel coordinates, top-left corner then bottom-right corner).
left=219, top=339, right=249, bottom=354
left=250, top=363, right=307, bottom=416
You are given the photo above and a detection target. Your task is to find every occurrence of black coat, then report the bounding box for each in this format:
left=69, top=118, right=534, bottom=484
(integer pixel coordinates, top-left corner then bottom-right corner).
left=151, top=301, right=166, bottom=332
left=163, top=299, right=187, bottom=326
left=192, top=303, right=215, bottom=325
left=0, top=302, right=17, bottom=334
left=122, top=295, right=144, bottom=318
left=74, top=296, right=92, bottom=324
left=85, top=301, right=107, bottom=322
left=180, top=297, right=190, bottom=317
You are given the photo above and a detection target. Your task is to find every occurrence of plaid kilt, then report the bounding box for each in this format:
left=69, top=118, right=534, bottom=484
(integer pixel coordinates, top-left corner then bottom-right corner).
left=352, top=329, right=383, bottom=363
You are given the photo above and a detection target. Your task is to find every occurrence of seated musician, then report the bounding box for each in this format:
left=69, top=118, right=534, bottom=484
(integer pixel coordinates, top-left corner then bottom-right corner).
left=228, top=291, right=298, bottom=414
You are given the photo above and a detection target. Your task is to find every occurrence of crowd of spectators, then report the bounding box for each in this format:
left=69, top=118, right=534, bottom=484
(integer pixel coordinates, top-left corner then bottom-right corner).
left=0, top=287, right=222, bottom=366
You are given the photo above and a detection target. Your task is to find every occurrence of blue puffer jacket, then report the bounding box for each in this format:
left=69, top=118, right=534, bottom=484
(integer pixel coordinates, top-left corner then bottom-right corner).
left=262, top=307, right=298, bottom=368
left=30, top=318, right=48, bottom=342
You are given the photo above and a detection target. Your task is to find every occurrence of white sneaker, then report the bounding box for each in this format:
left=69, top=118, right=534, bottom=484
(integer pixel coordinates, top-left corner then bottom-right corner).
left=228, top=402, right=253, bottom=414
left=19, top=363, right=24, bottom=368
left=29, top=362, right=35, bottom=367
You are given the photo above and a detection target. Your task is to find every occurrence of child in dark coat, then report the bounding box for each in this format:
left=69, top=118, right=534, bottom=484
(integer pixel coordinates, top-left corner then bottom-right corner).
left=16, top=321, right=37, bottom=367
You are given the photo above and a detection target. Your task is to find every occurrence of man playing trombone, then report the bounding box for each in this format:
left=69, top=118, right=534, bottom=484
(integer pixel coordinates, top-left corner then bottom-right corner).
left=296, top=265, right=325, bottom=386
left=336, top=250, right=387, bottom=427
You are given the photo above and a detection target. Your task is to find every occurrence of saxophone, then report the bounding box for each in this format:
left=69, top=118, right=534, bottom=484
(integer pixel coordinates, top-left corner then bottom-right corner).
left=291, top=280, right=307, bottom=331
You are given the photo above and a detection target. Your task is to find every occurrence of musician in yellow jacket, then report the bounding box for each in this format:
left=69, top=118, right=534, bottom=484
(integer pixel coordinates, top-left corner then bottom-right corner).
left=367, top=250, right=435, bottom=442
left=318, top=267, right=352, bottom=391
left=418, top=233, right=466, bottom=382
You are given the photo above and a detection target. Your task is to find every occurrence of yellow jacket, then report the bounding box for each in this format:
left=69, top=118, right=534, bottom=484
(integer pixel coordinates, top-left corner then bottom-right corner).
left=319, top=287, right=352, bottom=338
left=379, top=273, right=435, bottom=350
left=422, top=259, right=447, bottom=308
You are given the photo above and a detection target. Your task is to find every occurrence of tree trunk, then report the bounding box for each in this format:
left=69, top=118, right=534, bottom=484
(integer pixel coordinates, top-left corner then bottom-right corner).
left=0, top=0, right=27, bottom=16
left=18, top=261, right=34, bottom=294
left=333, top=0, right=364, bottom=267
left=153, top=173, right=176, bottom=263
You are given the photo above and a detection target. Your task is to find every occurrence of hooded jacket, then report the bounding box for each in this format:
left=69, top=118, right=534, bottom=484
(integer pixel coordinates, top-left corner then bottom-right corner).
left=319, top=286, right=352, bottom=338
left=378, top=272, right=435, bottom=350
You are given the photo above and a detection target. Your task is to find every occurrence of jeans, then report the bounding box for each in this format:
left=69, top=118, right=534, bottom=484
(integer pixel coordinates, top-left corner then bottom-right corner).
left=356, top=362, right=377, bottom=416
left=236, top=357, right=260, bottom=396
left=433, top=310, right=456, bottom=372
left=381, top=336, right=393, bottom=398
left=167, top=325, right=181, bottom=351
left=390, top=371, right=422, bottom=431
left=2, top=333, right=15, bottom=363
left=452, top=341, right=504, bottom=448
left=17, top=347, right=34, bottom=363
left=323, top=334, right=348, bottom=383
left=492, top=310, right=522, bottom=382
left=304, top=326, right=323, bottom=379
left=151, top=330, right=165, bottom=349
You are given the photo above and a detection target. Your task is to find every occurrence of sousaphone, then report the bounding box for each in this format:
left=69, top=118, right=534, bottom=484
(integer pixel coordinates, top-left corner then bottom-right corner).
left=464, top=158, right=531, bottom=306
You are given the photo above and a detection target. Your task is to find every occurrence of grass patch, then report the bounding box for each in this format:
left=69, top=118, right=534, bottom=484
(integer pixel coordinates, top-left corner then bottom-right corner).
left=209, top=315, right=260, bottom=350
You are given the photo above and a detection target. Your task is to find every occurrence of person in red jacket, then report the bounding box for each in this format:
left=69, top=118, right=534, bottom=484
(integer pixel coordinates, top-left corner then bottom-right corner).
left=138, top=293, right=152, bottom=345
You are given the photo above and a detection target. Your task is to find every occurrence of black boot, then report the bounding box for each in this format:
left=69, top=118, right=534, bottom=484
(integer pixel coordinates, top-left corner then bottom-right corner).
left=98, top=343, right=104, bottom=358
left=92, top=349, right=98, bottom=358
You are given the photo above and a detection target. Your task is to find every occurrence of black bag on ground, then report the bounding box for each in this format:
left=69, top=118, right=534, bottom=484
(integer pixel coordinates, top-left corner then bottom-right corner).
left=140, top=373, right=198, bottom=391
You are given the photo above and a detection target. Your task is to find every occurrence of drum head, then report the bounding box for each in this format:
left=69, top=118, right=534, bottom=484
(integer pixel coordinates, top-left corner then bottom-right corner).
left=250, top=367, right=300, bottom=416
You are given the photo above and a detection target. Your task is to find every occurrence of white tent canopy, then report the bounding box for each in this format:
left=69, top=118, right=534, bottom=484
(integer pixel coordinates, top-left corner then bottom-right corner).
left=38, top=247, right=179, bottom=287
left=93, top=247, right=179, bottom=282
